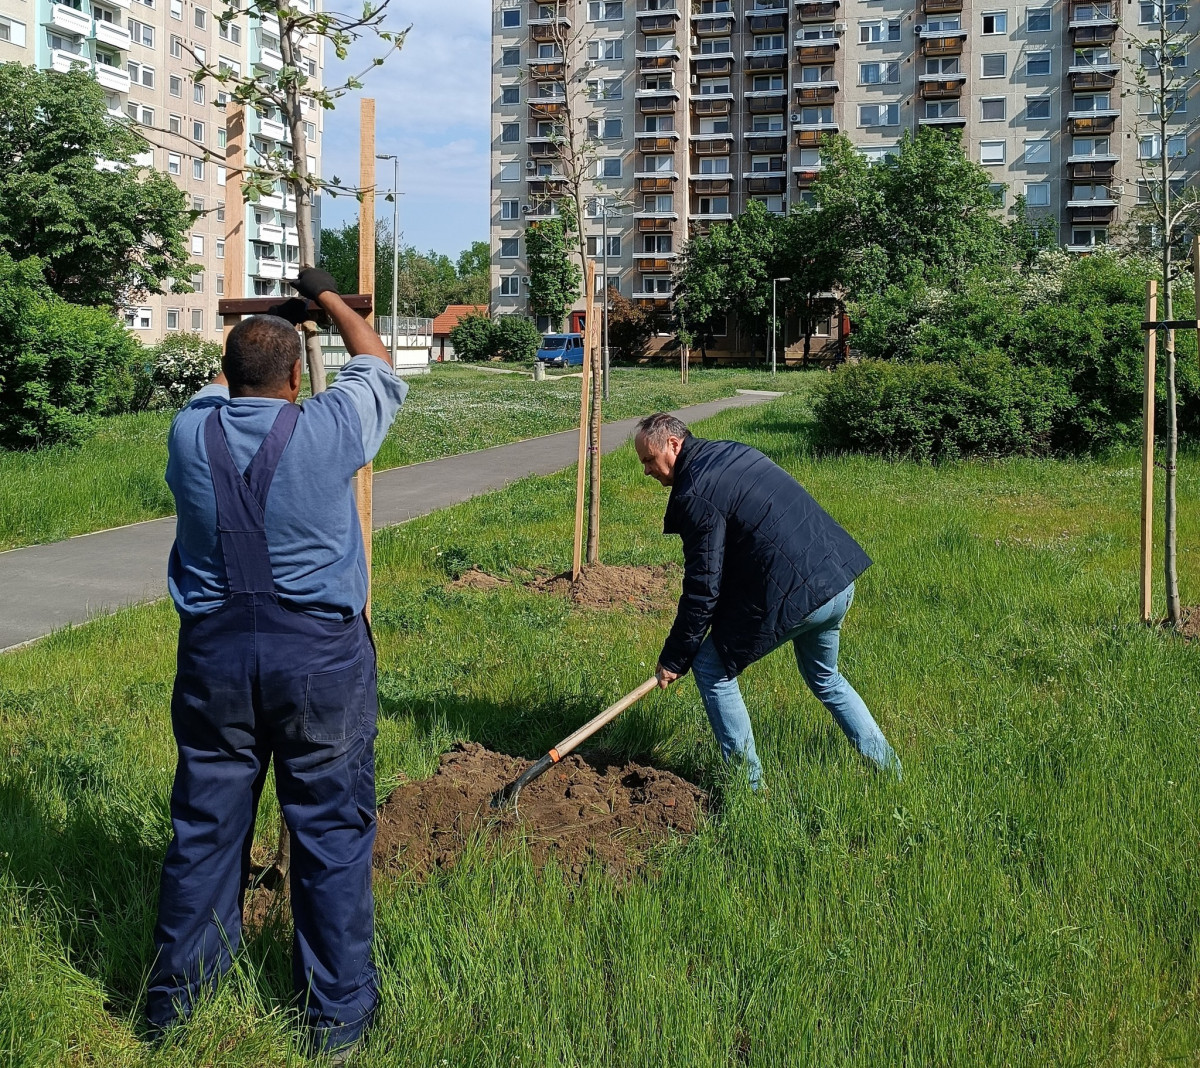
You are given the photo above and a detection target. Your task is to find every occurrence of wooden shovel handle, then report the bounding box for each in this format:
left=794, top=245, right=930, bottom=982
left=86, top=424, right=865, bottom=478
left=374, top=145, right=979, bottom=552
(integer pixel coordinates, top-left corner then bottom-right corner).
left=550, top=676, right=660, bottom=762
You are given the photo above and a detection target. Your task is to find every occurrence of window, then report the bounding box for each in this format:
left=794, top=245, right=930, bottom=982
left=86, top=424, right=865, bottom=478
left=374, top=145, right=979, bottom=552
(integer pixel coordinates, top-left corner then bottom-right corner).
left=799, top=106, right=834, bottom=125
left=982, top=11, right=1008, bottom=33
left=502, top=8, right=520, bottom=27
left=0, top=16, right=26, bottom=46
left=1027, top=51, right=1051, bottom=75
left=191, top=234, right=204, bottom=255
left=170, top=0, right=181, bottom=17
left=1071, top=227, right=1107, bottom=246
left=988, top=183, right=1006, bottom=205
left=587, top=77, right=622, bottom=99
left=193, top=82, right=205, bottom=105
left=219, top=20, right=241, bottom=43
left=1027, top=7, right=1051, bottom=29
left=641, top=234, right=671, bottom=254
left=595, top=157, right=622, bottom=178
left=642, top=154, right=675, bottom=172
left=641, top=276, right=672, bottom=295
left=798, top=147, right=821, bottom=166
left=166, top=309, right=180, bottom=330
left=169, top=114, right=182, bottom=134
left=981, top=97, right=1006, bottom=120
left=752, top=33, right=785, bottom=50
left=1074, top=92, right=1111, bottom=112
left=129, top=18, right=154, bottom=45
left=588, top=235, right=622, bottom=256
left=588, top=38, right=623, bottom=59
left=1139, top=133, right=1188, bottom=157
left=189, top=308, right=203, bottom=331
left=168, top=153, right=181, bottom=175
left=124, top=307, right=152, bottom=329
left=699, top=0, right=732, bottom=9
left=127, top=61, right=155, bottom=87
left=1026, top=95, right=1052, bottom=119
left=501, top=122, right=520, bottom=143
left=1141, top=1, right=1187, bottom=20
left=194, top=7, right=207, bottom=29
left=751, top=74, right=784, bottom=92
left=127, top=103, right=154, bottom=125
left=1024, top=181, right=1051, bottom=206
left=750, top=154, right=784, bottom=172
left=925, top=100, right=960, bottom=118
left=193, top=158, right=204, bottom=179
left=500, top=160, right=520, bottom=181
left=193, top=120, right=205, bottom=142
left=216, top=202, right=225, bottom=221
left=500, top=276, right=521, bottom=296
left=216, top=239, right=224, bottom=259
left=587, top=1, right=624, bottom=20
left=860, top=61, right=900, bottom=83
left=752, top=195, right=786, bottom=213
left=501, top=85, right=520, bottom=105
left=169, top=74, right=182, bottom=97
left=980, top=140, right=1006, bottom=163
left=644, top=73, right=675, bottom=91
left=981, top=53, right=1007, bottom=77
left=1142, top=44, right=1188, bottom=69
left=588, top=118, right=622, bottom=139
left=859, top=103, right=900, bottom=126
left=1024, top=138, right=1051, bottom=163
left=643, top=35, right=677, bottom=53
left=750, top=113, right=785, bottom=131
left=500, top=237, right=519, bottom=257
left=643, top=193, right=673, bottom=211
left=643, top=115, right=673, bottom=132
left=698, top=116, right=730, bottom=134
left=697, top=196, right=729, bottom=214
left=699, top=36, right=731, bottom=53
left=801, top=64, right=836, bottom=83
left=501, top=199, right=520, bottom=220
left=924, top=16, right=961, bottom=31
left=859, top=18, right=902, bottom=42
left=501, top=47, right=519, bottom=65
left=169, top=33, right=183, bottom=58
left=698, top=157, right=730, bottom=174
left=1071, top=182, right=1111, bottom=201
left=699, top=78, right=731, bottom=95
left=1072, top=136, right=1110, bottom=156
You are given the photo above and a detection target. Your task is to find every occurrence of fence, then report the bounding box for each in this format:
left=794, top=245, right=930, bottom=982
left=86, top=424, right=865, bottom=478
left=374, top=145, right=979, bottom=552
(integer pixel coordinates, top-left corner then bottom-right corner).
left=317, top=316, right=434, bottom=370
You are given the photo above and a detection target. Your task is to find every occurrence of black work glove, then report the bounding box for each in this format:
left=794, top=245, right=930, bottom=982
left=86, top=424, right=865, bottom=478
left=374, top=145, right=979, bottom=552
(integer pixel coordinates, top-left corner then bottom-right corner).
left=289, top=266, right=339, bottom=301
left=266, top=297, right=311, bottom=325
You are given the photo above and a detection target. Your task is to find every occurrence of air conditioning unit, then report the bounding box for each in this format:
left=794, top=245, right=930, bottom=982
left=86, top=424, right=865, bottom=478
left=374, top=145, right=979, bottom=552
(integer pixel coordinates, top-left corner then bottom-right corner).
left=690, top=36, right=699, bottom=48
left=833, top=22, right=846, bottom=33
left=690, top=74, right=699, bottom=84
left=914, top=23, right=923, bottom=32
left=522, top=276, right=532, bottom=285
left=584, top=58, right=597, bottom=69
left=526, top=159, right=537, bottom=170
left=791, top=112, right=804, bottom=122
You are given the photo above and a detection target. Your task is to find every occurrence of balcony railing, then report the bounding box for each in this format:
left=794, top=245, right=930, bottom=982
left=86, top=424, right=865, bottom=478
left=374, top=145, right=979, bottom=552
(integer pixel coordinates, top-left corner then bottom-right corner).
left=746, top=52, right=788, bottom=71
left=746, top=133, right=787, bottom=152
left=1068, top=110, right=1117, bottom=134
left=639, top=96, right=678, bottom=113
left=94, top=20, right=132, bottom=49
left=638, top=176, right=677, bottom=191
left=793, top=166, right=823, bottom=186
left=1071, top=22, right=1118, bottom=43
left=919, top=76, right=965, bottom=98
left=1069, top=67, right=1117, bottom=89
left=691, top=97, right=732, bottom=115
left=639, top=53, right=679, bottom=69
left=638, top=12, right=681, bottom=31
left=923, top=0, right=963, bottom=11
left=94, top=61, right=131, bottom=92
left=46, top=4, right=93, bottom=36
left=747, top=92, right=788, bottom=112
left=692, top=15, right=735, bottom=34
left=635, top=132, right=679, bottom=148
left=692, top=55, right=734, bottom=74
left=256, top=47, right=284, bottom=72
left=50, top=49, right=91, bottom=73
left=918, top=112, right=967, bottom=125
left=528, top=60, right=564, bottom=79
left=257, top=221, right=285, bottom=243
left=920, top=35, right=965, bottom=55
left=796, top=0, right=839, bottom=20
left=795, top=41, right=839, bottom=61
left=795, top=83, right=837, bottom=103
left=530, top=16, right=571, bottom=41
left=746, top=11, right=788, bottom=31
left=746, top=175, right=786, bottom=193
left=690, top=176, right=733, bottom=193
left=1068, top=157, right=1117, bottom=178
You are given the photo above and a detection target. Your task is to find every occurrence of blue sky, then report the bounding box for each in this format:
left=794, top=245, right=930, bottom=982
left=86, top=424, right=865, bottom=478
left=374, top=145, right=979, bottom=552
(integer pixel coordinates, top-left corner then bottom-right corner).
left=319, top=1, right=491, bottom=260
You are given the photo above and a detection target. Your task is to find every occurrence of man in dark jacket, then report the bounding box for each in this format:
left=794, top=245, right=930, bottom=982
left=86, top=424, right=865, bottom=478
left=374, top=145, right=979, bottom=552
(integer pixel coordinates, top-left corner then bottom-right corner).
left=635, top=413, right=899, bottom=788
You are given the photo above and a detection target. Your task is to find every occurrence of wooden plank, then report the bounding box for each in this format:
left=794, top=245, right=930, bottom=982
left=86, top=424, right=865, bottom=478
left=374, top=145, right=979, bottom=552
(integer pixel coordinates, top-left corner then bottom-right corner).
left=357, top=99, right=376, bottom=622
left=218, top=295, right=373, bottom=316
left=572, top=261, right=596, bottom=582
left=222, top=106, right=246, bottom=344
left=1141, top=279, right=1158, bottom=624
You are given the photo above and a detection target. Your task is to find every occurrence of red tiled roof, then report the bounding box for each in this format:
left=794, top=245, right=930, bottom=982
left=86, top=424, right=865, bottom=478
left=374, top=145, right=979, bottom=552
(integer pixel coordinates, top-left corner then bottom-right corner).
left=432, top=304, right=488, bottom=336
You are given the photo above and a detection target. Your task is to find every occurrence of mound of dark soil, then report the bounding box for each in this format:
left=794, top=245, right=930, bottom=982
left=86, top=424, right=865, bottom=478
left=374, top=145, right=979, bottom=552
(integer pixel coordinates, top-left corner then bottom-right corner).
left=374, top=742, right=706, bottom=882
left=448, top=563, right=679, bottom=612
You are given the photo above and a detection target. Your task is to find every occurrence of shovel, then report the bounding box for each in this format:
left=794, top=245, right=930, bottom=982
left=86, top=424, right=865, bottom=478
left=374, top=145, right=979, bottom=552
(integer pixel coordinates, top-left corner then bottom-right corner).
left=493, top=676, right=660, bottom=812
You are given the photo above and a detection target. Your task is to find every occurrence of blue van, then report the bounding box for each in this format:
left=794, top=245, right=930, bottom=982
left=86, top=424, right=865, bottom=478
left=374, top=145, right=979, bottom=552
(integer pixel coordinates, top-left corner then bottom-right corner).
left=536, top=333, right=585, bottom=366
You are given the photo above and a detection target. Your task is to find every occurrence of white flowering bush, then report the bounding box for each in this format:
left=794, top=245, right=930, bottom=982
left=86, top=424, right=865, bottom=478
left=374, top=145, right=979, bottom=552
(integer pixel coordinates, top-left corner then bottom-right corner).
left=151, top=333, right=222, bottom=408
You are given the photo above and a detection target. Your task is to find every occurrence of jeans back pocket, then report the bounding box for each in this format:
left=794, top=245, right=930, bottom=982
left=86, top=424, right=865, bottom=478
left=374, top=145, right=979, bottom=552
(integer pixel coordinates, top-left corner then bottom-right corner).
left=303, top=658, right=365, bottom=743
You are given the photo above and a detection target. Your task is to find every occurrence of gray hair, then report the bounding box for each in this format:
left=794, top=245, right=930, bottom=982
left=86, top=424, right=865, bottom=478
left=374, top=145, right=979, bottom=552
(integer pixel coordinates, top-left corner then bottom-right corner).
left=636, top=413, right=690, bottom=449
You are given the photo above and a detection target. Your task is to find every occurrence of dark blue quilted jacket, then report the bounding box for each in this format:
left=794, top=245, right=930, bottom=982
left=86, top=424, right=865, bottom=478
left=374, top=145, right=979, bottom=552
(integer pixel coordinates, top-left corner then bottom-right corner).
left=658, top=436, right=872, bottom=677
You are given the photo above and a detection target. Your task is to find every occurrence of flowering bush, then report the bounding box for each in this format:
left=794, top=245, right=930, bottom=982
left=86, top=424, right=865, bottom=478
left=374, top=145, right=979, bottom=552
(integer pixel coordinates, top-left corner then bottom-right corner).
left=151, top=333, right=222, bottom=407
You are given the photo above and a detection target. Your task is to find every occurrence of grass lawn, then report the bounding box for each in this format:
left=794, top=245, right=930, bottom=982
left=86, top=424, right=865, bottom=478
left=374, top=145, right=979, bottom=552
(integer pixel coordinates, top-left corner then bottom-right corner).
left=0, top=365, right=811, bottom=553
left=2, top=394, right=1199, bottom=1065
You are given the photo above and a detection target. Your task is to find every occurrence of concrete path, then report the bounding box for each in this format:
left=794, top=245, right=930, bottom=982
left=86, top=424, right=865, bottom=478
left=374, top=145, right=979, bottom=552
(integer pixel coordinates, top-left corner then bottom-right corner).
left=0, top=391, right=781, bottom=652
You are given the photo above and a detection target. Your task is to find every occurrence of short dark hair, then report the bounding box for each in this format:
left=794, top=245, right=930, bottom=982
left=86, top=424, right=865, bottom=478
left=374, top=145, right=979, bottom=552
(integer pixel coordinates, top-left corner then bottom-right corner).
left=636, top=413, right=690, bottom=449
left=223, top=315, right=302, bottom=390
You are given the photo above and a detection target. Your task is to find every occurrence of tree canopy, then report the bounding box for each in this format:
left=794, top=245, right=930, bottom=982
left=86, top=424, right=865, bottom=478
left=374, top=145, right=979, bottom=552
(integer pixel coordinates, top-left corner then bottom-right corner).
left=0, top=63, right=194, bottom=309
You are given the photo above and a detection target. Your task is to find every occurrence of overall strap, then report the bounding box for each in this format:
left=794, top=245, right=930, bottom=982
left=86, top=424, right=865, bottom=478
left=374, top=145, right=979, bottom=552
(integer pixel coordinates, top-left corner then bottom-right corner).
left=203, top=403, right=301, bottom=595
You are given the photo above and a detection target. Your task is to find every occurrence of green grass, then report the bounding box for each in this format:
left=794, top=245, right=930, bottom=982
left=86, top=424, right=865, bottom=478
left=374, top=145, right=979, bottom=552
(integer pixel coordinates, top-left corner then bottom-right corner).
left=2, top=394, right=1199, bottom=1064
left=0, top=365, right=813, bottom=552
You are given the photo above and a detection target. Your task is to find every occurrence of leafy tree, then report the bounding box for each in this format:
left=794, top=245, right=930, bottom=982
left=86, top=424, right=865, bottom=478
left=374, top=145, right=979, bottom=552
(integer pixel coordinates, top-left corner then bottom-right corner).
left=0, top=253, right=144, bottom=449
left=492, top=315, right=542, bottom=362
left=526, top=202, right=581, bottom=331
left=0, top=64, right=194, bottom=308
left=455, top=241, right=490, bottom=305
left=448, top=312, right=495, bottom=362
left=605, top=289, right=656, bottom=362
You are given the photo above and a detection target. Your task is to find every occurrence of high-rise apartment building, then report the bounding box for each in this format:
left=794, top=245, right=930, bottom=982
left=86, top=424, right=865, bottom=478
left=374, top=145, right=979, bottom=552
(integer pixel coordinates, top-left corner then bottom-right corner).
left=0, top=0, right=323, bottom=343
left=492, top=0, right=1189, bottom=330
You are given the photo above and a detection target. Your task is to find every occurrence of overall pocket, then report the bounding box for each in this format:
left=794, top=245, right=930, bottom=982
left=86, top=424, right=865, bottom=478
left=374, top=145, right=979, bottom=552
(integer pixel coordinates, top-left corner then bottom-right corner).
left=302, top=658, right=366, bottom=742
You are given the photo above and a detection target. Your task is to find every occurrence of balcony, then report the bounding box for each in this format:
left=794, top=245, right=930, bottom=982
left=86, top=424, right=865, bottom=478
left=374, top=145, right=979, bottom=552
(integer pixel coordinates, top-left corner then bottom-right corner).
left=688, top=212, right=733, bottom=222
left=796, top=0, right=839, bottom=20
left=256, top=47, right=284, bottom=72
left=638, top=176, right=678, bottom=192
left=285, top=227, right=299, bottom=246
left=747, top=92, right=788, bottom=112
left=692, top=14, right=734, bottom=34
left=692, top=55, right=734, bottom=75
left=635, top=167, right=680, bottom=181
left=793, top=166, right=823, bottom=186
left=795, top=41, right=839, bottom=62
left=256, top=257, right=284, bottom=280
left=636, top=86, right=681, bottom=99
left=257, top=221, right=285, bottom=243
left=746, top=11, right=787, bottom=32
left=794, top=127, right=834, bottom=145
left=46, top=3, right=92, bottom=35
left=1068, top=155, right=1117, bottom=178
left=746, top=174, right=786, bottom=193
left=689, top=176, right=733, bottom=192
left=527, top=168, right=568, bottom=182
left=1067, top=197, right=1116, bottom=210
left=746, top=133, right=787, bottom=152
left=259, top=191, right=285, bottom=210
left=639, top=52, right=679, bottom=69
left=635, top=132, right=679, bottom=149
left=530, top=98, right=568, bottom=117
left=528, top=60, right=564, bottom=79
left=918, top=111, right=967, bottom=126
left=691, top=96, right=732, bottom=115
left=691, top=135, right=733, bottom=153
left=635, top=210, right=679, bottom=222
left=638, top=12, right=680, bottom=31
left=529, top=16, right=571, bottom=41
left=1068, top=7, right=1118, bottom=28
left=1069, top=65, right=1118, bottom=90
left=746, top=51, right=788, bottom=71
left=923, top=0, right=963, bottom=11
left=258, top=115, right=289, bottom=141
left=1071, top=21, right=1117, bottom=43
left=1068, top=110, right=1117, bottom=134
left=919, top=75, right=965, bottom=98
left=50, top=49, right=91, bottom=73
left=920, top=34, right=965, bottom=56
left=633, top=255, right=677, bottom=270
left=94, top=20, right=132, bottom=49
left=639, top=95, right=678, bottom=113
left=795, top=83, right=838, bottom=103
left=94, top=61, right=131, bottom=92
left=529, top=139, right=559, bottom=158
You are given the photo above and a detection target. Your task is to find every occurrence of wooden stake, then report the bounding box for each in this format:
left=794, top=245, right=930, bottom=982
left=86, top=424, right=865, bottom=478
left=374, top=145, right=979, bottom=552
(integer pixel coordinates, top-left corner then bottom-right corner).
left=572, top=262, right=596, bottom=582
left=1141, top=278, right=1158, bottom=624
left=222, top=106, right=246, bottom=344
left=585, top=263, right=602, bottom=566
left=356, top=99, right=376, bottom=620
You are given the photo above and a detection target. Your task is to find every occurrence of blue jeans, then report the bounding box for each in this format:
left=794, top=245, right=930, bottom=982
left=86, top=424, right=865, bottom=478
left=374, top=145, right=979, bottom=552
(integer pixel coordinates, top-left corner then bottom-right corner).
left=689, top=583, right=900, bottom=789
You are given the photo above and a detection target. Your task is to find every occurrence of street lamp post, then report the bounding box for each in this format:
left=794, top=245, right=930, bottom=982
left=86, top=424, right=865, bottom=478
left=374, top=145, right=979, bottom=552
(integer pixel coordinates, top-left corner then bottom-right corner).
left=376, top=153, right=400, bottom=366
left=771, top=276, right=791, bottom=375
left=601, top=200, right=610, bottom=402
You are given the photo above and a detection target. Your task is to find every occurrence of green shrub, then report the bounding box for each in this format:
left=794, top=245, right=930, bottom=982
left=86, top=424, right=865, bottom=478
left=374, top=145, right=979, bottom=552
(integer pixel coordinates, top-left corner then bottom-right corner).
left=815, top=356, right=1071, bottom=461
left=0, top=253, right=144, bottom=450
left=151, top=333, right=222, bottom=408
left=448, top=312, right=495, bottom=362
left=492, top=315, right=542, bottom=362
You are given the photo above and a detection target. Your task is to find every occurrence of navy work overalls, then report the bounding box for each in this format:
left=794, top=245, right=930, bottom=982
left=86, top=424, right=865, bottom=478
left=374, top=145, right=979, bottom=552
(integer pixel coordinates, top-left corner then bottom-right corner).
left=148, top=403, right=379, bottom=1054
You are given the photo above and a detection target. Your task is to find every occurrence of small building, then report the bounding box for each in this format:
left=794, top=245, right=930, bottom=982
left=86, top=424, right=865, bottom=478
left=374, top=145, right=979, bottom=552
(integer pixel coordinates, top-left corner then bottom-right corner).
left=432, top=304, right=488, bottom=362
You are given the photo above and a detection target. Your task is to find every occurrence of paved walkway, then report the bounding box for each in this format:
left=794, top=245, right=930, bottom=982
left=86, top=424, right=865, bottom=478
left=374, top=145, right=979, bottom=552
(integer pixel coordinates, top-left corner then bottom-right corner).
left=0, top=391, right=780, bottom=651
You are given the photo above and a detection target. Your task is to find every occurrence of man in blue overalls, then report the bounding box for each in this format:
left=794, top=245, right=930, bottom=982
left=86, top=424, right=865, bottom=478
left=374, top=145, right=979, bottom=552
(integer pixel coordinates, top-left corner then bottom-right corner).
left=147, top=268, right=407, bottom=1059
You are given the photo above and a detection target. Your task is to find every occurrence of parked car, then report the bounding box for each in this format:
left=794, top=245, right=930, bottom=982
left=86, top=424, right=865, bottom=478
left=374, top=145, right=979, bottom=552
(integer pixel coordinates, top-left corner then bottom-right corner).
left=536, top=333, right=585, bottom=366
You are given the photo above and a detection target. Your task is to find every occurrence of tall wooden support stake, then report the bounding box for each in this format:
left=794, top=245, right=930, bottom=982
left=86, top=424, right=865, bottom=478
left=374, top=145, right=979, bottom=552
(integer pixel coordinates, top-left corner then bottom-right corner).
left=1141, top=279, right=1158, bottom=624
left=585, top=265, right=602, bottom=566
left=572, top=261, right=596, bottom=581
left=222, top=107, right=246, bottom=344
left=357, top=99, right=376, bottom=620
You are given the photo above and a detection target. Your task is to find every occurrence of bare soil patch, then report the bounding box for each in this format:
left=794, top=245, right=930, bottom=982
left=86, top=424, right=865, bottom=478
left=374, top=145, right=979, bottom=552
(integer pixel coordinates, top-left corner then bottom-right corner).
left=374, top=742, right=706, bottom=882
left=1177, top=605, right=1200, bottom=640
left=449, top=563, right=679, bottom=612
left=449, top=567, right=509, bottom=592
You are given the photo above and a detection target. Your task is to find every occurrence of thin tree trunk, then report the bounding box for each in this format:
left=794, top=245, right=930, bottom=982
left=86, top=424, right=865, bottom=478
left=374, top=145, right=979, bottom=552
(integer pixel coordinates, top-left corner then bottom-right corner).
left=586, top=315, right=602, bottom=565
